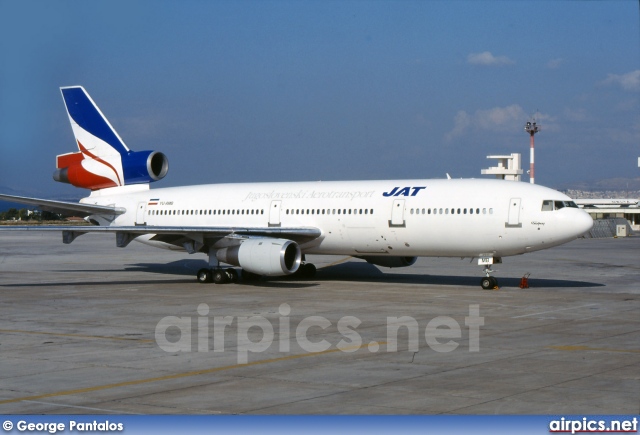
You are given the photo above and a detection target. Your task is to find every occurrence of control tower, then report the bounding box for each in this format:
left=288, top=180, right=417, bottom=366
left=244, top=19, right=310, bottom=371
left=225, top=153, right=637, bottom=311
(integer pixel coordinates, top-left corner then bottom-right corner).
left=481, top=153, right=523, bottom=181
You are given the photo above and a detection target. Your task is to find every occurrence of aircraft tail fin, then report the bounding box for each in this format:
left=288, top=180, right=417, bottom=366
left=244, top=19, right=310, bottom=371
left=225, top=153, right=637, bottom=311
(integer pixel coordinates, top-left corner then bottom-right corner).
left=54, top=86, right=168, bottom=191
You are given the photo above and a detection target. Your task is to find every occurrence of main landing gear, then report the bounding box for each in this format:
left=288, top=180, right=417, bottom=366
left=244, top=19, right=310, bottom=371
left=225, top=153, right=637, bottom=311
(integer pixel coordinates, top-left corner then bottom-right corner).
left=196, top=263, right=318, bottom=284
left=197, top=248, right=241, bottom=284
left=196, top=264, right=317, bottom=284
left=196, top=247, right=317, bottom=284
left=197, top=267, right=239, bottom=284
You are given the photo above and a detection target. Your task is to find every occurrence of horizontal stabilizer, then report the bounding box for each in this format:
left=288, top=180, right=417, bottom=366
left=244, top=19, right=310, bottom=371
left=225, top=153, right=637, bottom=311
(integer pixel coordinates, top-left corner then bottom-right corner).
left=0, top=193, right=126, bottom=217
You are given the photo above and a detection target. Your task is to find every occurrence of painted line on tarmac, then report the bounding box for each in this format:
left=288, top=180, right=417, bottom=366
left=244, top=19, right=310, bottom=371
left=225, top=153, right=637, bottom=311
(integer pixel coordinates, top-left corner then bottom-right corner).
left=549, top=345, right=640, bottom=354
left=0, top=329, right=154, bottom=343
left=0, top=341, right=386, bottom=405
left=511, top=304, right=599, bottom=318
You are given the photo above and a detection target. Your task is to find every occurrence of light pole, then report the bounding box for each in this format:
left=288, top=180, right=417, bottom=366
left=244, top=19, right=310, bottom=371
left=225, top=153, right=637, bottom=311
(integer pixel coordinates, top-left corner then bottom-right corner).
left=524, top=120, right=540, bottom=184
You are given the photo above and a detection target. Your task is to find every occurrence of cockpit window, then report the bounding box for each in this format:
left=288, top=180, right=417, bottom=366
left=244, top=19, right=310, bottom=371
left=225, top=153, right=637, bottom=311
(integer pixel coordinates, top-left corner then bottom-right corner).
left=543, top=200, right=578, bottom=211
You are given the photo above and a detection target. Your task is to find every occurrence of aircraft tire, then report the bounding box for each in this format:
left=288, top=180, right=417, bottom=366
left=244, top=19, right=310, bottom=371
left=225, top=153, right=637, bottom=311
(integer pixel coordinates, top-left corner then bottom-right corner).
left=197, top=268, right=213, bottom=284
left=225, top=268, right=239, bottom=283
left=212, top=270, right=228, bottom=284
left=480, top=277, right=493, bottom=290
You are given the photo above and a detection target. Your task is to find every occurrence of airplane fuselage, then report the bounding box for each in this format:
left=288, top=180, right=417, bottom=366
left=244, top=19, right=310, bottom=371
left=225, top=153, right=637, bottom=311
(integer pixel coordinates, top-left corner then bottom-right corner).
left=82, top=178, right=593, bottom=259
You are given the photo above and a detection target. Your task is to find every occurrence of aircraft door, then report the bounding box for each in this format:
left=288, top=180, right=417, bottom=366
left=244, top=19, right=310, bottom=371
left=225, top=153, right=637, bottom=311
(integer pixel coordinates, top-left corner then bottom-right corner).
left=269, top=200, right=282, bottom=227
left=389, top=199, right=406, bottom=227
left=506, top=197, right=522, bottom=227
left=135, top=202, right=147, bottom=225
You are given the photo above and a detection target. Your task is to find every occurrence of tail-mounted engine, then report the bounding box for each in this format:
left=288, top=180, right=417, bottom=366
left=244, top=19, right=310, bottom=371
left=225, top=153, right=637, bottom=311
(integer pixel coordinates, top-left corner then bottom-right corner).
left=53, top=149, right=169, bottom=190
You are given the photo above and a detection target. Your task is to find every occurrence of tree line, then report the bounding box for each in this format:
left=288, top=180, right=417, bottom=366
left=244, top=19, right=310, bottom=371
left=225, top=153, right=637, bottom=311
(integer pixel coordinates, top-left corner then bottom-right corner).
left=0, top=208, right=62, bottom=221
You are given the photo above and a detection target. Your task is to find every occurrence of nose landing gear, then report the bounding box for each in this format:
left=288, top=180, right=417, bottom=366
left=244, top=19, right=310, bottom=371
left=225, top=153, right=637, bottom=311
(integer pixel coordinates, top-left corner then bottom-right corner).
left=478, top=256, right=501, bottom=290
left=480, top=266, right=499, bottom=290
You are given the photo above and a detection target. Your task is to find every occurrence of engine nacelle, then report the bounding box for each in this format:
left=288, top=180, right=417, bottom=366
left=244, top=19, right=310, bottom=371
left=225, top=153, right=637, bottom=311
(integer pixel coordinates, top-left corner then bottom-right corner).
left=122, top=150, right=169, bottom=184
left=54, top=150, right=169, bottom=190
left=358, top=256, right=417, bottom=268
left=216, top=238, right=302, bottom=276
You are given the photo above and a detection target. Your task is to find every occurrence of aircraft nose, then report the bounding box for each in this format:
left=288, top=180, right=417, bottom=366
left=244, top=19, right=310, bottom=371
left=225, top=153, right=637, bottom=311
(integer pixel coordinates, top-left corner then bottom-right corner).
left=574, top=210, right=594, bottom=237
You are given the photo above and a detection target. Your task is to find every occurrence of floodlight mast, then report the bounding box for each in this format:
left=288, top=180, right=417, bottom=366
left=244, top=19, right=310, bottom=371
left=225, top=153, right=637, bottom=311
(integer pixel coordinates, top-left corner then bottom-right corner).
left=524, top=120, right=540, bottom=184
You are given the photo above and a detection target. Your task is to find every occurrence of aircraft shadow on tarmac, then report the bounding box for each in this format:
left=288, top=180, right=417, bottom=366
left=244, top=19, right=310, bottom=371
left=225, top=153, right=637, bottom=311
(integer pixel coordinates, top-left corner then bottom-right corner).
left=129, top=258, right=605, bottom=289
left=4, top=259, right=604, bottom=289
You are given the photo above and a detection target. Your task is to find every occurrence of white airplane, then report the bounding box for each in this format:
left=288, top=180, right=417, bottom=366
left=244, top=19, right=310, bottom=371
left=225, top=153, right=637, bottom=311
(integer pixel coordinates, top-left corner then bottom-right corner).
left=0, top=86, right=593, bottom=289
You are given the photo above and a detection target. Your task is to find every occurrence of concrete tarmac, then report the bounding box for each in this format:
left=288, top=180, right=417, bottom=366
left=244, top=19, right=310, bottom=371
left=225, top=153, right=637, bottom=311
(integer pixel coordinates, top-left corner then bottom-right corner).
left=0, top=232, right=638, bottom=414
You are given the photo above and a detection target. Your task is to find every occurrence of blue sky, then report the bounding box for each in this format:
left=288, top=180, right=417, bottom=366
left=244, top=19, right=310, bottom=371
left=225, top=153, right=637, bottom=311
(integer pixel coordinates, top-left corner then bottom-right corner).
left=1, top=0, right=638, bottom=198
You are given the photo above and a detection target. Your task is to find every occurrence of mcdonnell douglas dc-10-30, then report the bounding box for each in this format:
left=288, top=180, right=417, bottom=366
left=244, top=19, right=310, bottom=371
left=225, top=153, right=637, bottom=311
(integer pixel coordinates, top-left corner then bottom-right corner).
left=0, top=87, right=593, bottom=289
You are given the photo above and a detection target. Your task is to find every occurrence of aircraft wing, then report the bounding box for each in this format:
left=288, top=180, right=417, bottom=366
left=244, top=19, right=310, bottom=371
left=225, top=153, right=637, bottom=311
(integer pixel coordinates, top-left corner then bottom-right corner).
left=0, top=225, right=322, bottom=249
left=0, top=193, right=126, bottom=216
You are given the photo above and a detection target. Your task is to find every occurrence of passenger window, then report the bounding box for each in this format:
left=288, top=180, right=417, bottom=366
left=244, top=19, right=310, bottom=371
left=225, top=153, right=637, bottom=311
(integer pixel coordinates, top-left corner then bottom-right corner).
left=489, top=208, right=493, bottom=214
left=542, top=200, right=553, bottom=211
left=370, top=209, right=373, bottom=214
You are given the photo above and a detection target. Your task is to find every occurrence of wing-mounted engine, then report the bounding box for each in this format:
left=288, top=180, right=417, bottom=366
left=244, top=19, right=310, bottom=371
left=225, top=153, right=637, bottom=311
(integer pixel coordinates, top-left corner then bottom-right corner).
left=216, top=238, right=302, bottom=276
left=358, top=256, right=417, bottom=268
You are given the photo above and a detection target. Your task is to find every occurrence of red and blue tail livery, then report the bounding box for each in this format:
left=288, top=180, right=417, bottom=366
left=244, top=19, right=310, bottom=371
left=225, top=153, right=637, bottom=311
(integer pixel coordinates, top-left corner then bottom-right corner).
left=53, top=86, right=169, bottom=190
